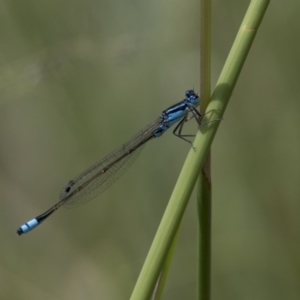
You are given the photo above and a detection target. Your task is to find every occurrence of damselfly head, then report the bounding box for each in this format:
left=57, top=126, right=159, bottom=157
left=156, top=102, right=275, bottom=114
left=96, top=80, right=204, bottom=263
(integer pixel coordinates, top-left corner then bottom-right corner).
left=185, top=90, right=199, bottom=105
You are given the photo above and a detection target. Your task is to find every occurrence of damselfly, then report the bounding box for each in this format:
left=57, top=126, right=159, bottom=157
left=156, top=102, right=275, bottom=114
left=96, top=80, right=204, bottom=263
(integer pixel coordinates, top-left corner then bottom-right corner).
left=17, top=90, right=202, bottom=235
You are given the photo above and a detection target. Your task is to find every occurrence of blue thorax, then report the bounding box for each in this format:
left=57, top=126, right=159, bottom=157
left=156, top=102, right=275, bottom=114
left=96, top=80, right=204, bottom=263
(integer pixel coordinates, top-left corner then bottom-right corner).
left=153, top=90, right=199, bottom=137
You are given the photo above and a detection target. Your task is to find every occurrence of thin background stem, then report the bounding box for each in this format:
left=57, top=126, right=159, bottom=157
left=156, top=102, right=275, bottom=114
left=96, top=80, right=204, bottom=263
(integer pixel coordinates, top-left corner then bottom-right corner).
left=198, top=0, right=212, bottom=299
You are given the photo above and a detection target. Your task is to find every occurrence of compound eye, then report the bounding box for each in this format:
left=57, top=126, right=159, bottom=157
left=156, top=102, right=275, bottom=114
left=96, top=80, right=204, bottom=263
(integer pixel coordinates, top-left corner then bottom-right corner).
left=185, top=90, right=194, bottom=98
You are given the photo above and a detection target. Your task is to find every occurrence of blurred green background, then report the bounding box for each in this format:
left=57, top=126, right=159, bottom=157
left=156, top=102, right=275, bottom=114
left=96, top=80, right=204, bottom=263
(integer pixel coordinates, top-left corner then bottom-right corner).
left=1, top=0, right=299, bottom=299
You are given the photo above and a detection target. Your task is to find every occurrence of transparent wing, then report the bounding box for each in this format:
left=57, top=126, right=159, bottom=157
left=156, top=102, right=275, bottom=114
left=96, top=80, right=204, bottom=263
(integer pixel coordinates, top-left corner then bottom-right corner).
left=60, top=118, right=161, bottom=208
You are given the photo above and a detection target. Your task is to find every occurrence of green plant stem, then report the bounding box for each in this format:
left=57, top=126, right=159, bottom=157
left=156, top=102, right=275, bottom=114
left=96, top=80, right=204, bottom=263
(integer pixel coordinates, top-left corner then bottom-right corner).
left=130, top=1, right=269, bottom=299
left=150, top=223, right=181, bottom=300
